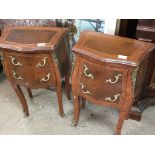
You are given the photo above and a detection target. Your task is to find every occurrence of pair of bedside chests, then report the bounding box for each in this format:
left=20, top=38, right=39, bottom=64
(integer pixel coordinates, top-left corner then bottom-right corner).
left=0, top=26, right=154, bottom=134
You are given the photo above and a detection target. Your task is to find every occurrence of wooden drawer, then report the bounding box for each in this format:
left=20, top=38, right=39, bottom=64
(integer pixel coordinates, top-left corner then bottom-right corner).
left=4, top=52, right=51, bottom=68
left=8, top=66, right=56, bottom=88
left=77, top=58, right=128, bottom=104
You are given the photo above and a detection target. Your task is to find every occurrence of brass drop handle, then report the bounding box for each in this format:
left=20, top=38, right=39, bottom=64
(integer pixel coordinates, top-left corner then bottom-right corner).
left=40, top=73, right=51, bottom=82
left=105, top=74, right=122, bottom=84
left=9, top=56, right=22, bottom=66
left=36, top=57, right=47, bottom=67
left=80, top=83, right=91, bottom=95
left=105, top=94, right=120, bottom=102
left=83, top=65, right=94, bottom=80
left=12, top=70, right=23, bottom=80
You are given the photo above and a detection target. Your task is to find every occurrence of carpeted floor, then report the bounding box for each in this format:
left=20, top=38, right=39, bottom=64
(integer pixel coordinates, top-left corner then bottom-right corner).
left=0, top=71, right=155, bottom=135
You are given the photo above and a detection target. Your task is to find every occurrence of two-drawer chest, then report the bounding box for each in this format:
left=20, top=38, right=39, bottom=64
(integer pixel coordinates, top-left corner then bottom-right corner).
left=0, top=26, right=71, bottom=117
left=71, top=31, right=155, bottom=134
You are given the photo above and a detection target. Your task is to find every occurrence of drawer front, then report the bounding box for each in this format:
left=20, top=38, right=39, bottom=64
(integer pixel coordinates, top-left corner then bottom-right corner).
left=8, top=66, right=56, bottom=88
left=78, top=58, right=128, bottom=104
left=4, top=52, right=51, bottom=68
left=3, top=51, right=57, bottom=88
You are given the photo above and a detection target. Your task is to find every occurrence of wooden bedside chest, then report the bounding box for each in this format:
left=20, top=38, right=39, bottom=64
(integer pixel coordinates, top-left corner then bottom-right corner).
left=0, top=26, right=71, bottom=117
left=71, top=31, right=155, bottom=134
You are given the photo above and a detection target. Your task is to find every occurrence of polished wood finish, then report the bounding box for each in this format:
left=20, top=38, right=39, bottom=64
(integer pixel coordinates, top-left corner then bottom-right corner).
left=77, top=57, right=127, bottom=104
left=72, top=31, right=155, bottom=134
left=117, top=19, right=155, bottom=121
left=0, top=19, right=56, bottom=70
left=129, top=20, right=155, bottom=121
left=0, top=26, right=70, bottom=117
left=136, top=20, right=155, bottom=90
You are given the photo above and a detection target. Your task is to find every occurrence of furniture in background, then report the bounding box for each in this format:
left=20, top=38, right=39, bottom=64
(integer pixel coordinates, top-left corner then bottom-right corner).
left=71, top=31, right=155, bottom=134
left=130, top=19, right=155, bottom=120
left=117, top=19, right=155, bottom=121
left=116, top=19, right=138, bottom=39
left=136, top=19, right=155, bottom=43
left=132, top=19, right=155, bottom=120
left=136, top=20, right=155, bottom=90
left=0, top=26, right=70, bottom=117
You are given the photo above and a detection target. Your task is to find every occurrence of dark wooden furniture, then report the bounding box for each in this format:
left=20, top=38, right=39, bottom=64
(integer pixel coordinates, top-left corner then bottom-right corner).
left=117, top=19, right=138, bottom=39
left=136, top=19, right=155, bottom=43
left=0, top=26, right=71, bottom=117
left=71, top=31, right=155, bottom=134
left=117, top=19, right=155, bottom=121
left=129, top=20, right=155, bottom=121
left=136, top=20, right=155, bottom=91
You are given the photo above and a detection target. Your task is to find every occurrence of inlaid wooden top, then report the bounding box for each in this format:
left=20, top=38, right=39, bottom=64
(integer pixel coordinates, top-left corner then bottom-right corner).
left=73, top=31, right=155, bottom=66
left=0, top=26, right=68, bottom=51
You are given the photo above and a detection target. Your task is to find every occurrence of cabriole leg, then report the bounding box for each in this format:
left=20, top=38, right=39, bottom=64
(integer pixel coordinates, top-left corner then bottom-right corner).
left=12, top=84, right=29, bottom=117
left=56, top=80, right=65, bottom=118
left=65, top=75, right=71, bottom=101
left=72, top=96, right=80, bottom=126
left=115, top=112, right=126, bottom=135
left=81, top=97, right=86, bottom=108
left=26, top=88, right=33, bottom=98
